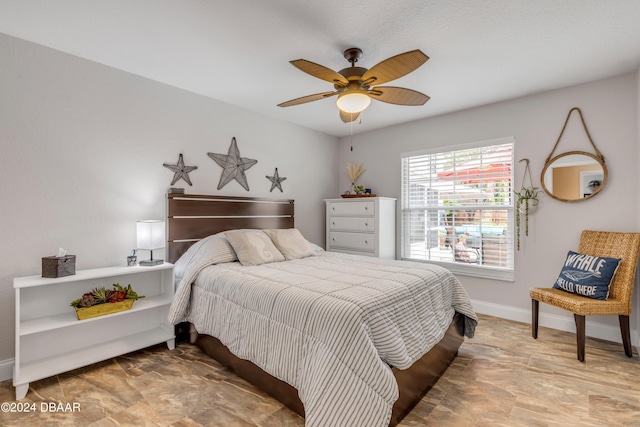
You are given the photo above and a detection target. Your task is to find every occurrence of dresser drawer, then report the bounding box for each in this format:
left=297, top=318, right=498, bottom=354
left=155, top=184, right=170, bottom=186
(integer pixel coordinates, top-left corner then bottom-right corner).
left=329, top=217, right=375, bottom=232
left=328, top=201, right=375, bottom=216
left=328, top=232, right=375, bottom=252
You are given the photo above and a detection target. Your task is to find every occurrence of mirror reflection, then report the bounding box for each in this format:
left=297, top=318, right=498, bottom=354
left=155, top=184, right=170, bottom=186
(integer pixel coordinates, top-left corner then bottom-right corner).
left=541, top=151, right=607, bottom=202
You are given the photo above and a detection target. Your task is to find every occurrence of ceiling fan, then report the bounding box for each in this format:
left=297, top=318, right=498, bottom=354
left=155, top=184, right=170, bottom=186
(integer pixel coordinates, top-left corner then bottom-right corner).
left=277, top=47, right=430, bottom=123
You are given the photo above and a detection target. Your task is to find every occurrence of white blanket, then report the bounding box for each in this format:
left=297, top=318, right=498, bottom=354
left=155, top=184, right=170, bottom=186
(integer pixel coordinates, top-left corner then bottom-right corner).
left=168, top=250, right=477, bottom=427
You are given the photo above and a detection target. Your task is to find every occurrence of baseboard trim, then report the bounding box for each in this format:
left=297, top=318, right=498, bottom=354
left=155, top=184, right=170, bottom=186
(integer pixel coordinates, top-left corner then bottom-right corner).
left=0, top=358, right=13, bottom=382
left=0, top=302, right=637, bottom=382
left=471, top=299, right=639, bottom=354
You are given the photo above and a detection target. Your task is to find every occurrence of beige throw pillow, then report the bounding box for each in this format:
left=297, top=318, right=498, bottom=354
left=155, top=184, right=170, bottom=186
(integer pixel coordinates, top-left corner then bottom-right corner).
left=263, top=228, right=316, bottom=260
left=225, top=229, right=285, bottom=266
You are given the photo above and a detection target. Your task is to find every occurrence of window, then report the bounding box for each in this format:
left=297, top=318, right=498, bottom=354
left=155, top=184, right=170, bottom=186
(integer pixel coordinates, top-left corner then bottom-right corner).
left=401, top=137, right=514, bottom=281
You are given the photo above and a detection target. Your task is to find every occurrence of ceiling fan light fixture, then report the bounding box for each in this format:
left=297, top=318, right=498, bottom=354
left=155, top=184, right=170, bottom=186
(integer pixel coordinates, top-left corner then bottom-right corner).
left=279, top=48, right=429, bottom=119
left=336, top=91, right=371, bottom=114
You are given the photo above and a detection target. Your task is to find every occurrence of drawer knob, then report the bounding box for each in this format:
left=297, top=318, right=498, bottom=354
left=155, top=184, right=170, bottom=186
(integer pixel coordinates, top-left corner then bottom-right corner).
left=332, top=221, right=335, bottom=225
left=364, top=222, right=368, bottom=226
left=364, top=240, right=368, bottom=244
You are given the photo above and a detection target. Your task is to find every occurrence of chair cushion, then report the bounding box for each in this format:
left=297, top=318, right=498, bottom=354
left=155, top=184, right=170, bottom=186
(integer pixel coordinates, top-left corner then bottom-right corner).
left=552, top=250, right=621, bottom=300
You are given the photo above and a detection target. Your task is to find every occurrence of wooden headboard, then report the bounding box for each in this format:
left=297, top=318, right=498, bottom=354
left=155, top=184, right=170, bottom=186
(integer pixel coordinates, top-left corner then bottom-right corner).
left=166, top=193, right=295, bottom=263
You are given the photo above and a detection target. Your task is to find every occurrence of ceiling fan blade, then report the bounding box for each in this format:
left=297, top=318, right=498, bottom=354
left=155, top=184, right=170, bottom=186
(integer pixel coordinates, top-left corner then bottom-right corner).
left=277, top=91, right=338, bottom=107
left=340, top=110, right=360, bottom=123
left=369, top=86, right=430, bottom=106
left=290, top=59, right=349, bottom=86
left=361, top=50, right=429, bottom=86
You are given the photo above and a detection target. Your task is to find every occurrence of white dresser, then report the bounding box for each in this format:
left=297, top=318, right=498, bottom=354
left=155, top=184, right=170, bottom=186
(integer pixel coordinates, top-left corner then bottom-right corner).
left=325, top=197, right=397, bottom=259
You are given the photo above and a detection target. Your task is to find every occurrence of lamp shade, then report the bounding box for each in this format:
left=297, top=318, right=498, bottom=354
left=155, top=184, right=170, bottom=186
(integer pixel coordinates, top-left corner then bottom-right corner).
left=136, top=220, right=165, bottom=250
left=336, top=91, right=371, bottom=114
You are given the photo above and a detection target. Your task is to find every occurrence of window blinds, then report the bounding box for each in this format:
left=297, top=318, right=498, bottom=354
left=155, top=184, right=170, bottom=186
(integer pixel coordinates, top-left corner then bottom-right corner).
left=401, top=138, right=515, bottom=274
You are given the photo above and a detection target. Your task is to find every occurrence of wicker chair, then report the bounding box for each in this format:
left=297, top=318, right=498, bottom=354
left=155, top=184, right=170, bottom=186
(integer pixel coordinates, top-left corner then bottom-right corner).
left=530, top=230, right=640, bottom=362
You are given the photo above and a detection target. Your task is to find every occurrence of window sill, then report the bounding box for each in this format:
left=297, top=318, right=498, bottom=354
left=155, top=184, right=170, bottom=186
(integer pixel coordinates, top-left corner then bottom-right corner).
left=401, top=258, right=514, bottom=282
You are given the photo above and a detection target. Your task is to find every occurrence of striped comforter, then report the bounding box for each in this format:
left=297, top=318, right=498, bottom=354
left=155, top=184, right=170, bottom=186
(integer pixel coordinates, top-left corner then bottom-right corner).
left=169, top=250, right=477, bottom=427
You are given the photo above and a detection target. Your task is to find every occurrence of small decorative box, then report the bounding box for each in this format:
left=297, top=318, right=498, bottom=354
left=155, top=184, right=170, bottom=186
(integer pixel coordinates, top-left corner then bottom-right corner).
left=42, top=255, right=76, bottom=278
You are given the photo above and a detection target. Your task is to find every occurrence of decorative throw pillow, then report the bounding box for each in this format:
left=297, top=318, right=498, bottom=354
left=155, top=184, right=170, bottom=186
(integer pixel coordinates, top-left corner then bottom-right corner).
left=263, top=228, right=316, bottom=260
left=552, top=250, right=621, bottom=300
left=308, top=242, right=325, bottom=254
left=225, top=229, right=285, bottom=266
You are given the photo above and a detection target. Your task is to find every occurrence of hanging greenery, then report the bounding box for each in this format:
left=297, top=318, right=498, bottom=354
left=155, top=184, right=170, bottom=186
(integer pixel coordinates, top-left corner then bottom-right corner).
left=514, top=159, right=539, bottom=250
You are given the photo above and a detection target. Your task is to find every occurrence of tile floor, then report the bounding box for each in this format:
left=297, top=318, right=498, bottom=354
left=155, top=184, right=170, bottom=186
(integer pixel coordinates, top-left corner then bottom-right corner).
left=1, top=314, right=639, bottom=426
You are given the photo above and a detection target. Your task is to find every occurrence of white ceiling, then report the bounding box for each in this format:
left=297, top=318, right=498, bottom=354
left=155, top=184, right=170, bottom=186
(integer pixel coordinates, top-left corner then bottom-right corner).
left=1, top=1, right=640, bottom=137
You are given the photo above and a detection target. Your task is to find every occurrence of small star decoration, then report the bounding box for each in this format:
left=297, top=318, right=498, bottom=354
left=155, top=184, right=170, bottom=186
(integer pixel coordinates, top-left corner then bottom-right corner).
left=207, top=137, right=257, bottom=191
left=266, top=168, right=287, bottom=192
left=163, top=153, right=198, bottom=186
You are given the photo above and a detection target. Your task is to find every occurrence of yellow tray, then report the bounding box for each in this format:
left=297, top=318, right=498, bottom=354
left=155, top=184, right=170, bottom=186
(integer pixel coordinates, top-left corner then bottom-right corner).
left=74, top=299, right=134, bottom=320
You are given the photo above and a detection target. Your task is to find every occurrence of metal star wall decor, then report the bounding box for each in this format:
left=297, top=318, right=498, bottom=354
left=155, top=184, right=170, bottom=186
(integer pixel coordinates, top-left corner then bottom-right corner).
left=207, top=137, right=257, bottom=191
left=163, top=153, right=198, bottom=186
left=266, top=168, right=287, bottom=192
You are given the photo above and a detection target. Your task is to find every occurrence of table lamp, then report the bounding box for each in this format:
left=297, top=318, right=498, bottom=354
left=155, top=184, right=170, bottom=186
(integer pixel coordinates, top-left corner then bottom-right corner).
left=136, top=220, right=165, bottom=266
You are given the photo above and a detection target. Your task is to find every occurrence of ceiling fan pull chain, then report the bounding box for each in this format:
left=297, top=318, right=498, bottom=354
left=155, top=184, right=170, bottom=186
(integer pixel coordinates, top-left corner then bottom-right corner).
left=350, top=113, right=354, bottom=151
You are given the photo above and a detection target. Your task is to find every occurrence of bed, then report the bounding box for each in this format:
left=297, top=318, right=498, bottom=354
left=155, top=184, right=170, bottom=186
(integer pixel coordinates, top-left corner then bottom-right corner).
left=166, top=193, right=477, bottom=427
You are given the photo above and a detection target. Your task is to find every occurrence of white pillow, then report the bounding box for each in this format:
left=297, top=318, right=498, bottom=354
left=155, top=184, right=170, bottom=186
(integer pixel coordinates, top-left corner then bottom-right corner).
left=225, top=229, right=285, bottom=266
left=263, top=228, right=316, bottom=260
left=308, top=242, right=325, bottom=254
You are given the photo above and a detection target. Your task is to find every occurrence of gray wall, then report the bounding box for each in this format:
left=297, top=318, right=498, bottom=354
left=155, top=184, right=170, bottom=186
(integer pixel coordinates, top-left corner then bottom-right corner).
left=339, top=73, right=639, bottom=344
left=0, top=33, right=339, bottom=364
left=1, top=30, right=639, bottom=376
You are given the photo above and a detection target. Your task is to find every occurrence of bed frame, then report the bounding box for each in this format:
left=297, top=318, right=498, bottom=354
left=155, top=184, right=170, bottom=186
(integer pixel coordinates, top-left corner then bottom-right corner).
left=167, top=193, right=464, bottom=426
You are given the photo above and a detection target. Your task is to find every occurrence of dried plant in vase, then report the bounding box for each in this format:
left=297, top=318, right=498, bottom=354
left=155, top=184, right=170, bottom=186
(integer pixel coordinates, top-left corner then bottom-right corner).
left=344, top=163, right=365, bottom=194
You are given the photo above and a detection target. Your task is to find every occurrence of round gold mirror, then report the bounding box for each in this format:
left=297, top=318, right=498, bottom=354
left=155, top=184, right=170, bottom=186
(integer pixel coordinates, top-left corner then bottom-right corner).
left=540, top=151, right=607, bottom=202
